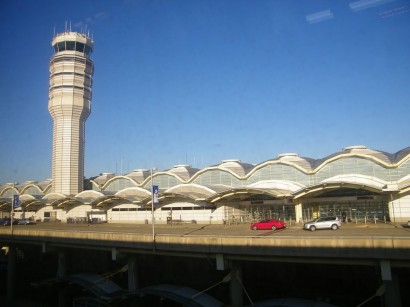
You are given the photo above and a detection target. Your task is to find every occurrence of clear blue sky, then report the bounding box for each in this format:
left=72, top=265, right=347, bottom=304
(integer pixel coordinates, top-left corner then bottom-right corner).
left=0, top=0, right=409, bottom=184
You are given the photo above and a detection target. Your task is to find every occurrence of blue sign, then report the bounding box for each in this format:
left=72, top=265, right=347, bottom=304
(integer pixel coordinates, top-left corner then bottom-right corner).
left=13, top=195, right=19, bottom=209
left=153, top=185, right=159, bottom=205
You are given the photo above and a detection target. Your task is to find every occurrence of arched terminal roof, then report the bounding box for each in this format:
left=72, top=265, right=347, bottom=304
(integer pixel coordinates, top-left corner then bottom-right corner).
left=248, top=180, right=305, bottom=192
left=217, top=159, right=254, bottom=177
left=124, top=169, right=151, bottom=184
left=167, top=165, right=200, bottom=181
left=90, top=173, right=116, bottom=188
left=115, top=187, right=151, bottom=203
left=163, top=184, right=216, bottom=201
left=257, top=146, right=410, bottom=175
left=293, top=181, right=385, bottom=199
left=261, top=153, right=317, bottom=172
left=207, top=187, right=292, bottom=203
left=312, top=145, right=410, bottom=170
left=398, top=175, right=410, bottom=195
left=1, top=145, right=410, bottom=203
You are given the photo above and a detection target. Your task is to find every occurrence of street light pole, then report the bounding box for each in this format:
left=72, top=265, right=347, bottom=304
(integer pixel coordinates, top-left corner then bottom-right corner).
left=151, top=167, right=156, bottom=246
left=11, top=184, right=14, bottom=233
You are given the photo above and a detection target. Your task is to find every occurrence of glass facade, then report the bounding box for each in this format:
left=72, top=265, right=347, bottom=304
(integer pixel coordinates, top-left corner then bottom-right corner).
left=104, top=178, right=137, bottom=192
left=53, top=41, right=92, bottom=55
left=23, top=186, right=43, bottom=196
left=143, top=174, right=181, bottom=190
left=303, top=200, right=389, bottom=223
left=193, top=170, right=243, bottom=187
left=301, top=188, right=389, bottom=222
left=2, top=147, right=409, bottom=224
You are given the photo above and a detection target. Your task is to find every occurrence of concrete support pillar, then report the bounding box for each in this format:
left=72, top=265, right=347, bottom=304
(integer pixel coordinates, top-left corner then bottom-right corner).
left=112, top=247, right=117, bottom=261
left=380, top=260, right=401, bottom=307
left=57, top=250, right=68, bottom=307
left=216, top=254, right=231, bottom=271
left=230, top=263, right=243, bottom=307
left=295, top=201, right=303, bottom=223
left=384, top=275, right=401, bottom=307
left=128, top=256, right=138, bottom=291
left=6, top=245, right=16, bottom=305
left=57, top=249, right=67, bottom=278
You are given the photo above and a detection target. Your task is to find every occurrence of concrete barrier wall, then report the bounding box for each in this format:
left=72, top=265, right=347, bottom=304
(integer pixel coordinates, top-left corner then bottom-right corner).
left=1, top=228, right=410, bottom=261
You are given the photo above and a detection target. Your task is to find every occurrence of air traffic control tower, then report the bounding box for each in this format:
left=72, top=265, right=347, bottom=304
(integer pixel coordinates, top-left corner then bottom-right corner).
left=48, top=32, right=94, bottom=195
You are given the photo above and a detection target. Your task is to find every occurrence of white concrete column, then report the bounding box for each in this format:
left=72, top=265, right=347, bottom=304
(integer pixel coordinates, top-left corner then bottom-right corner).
left=57, top=250, right=67, bottom=278
left=7, top=245, right=16, bottom=304
left=295, top=200, right=303, bottom=223
left=380, top=260, right=401, bottom=307
left=128, top=256, right=138, bottom=291
left=230, top=263, right=243, bottom=307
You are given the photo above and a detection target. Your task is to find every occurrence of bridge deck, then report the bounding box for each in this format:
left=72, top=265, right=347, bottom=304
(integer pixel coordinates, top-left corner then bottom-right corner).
left=1, top=222, right=410, bottom=263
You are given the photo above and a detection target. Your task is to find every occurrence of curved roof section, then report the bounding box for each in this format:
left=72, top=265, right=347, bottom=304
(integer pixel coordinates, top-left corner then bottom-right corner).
left=90, top=173, right=116, bottom=187
left=313, top=145, right=409, bottom=169
left=398, top=175, right=410, bottom=194
left=0, top=194, right=43, bottom=210
left=124, top=169, right=151, bottom=184
left=0, top=185, right=18, bottom=197
left=115, top=187, right=151, bottom=203
left=75, top=190, right=106, bottom=204
left=21, top=184, right=43, bottom=196
left=43, top=192, right=66, bottom=202
left=321, top=174, right=387, bottom=190
left=164, top=184, right=216, bottom=200
left=256, top=146, right=410, bottom=175
left=393, top=146, right=410, bottom=162
left=53, top=197, right=83, bottom=208
left=275, top=153, right=316, bottom=172
left=0, top=200, right=11, bottom=211
left=1, top=146, right=409, bottom=195
left=218, top=159, right=254, bottom=177
left=0, top=180, right=52, bottom=197
left=207, top=187, right=291, bottom=203
left=248, top=180, right=305, bottom=192
left=167, top=165, right=200, bottom=181
left=293, top=181, right=385, bottom=199
left=37, top=179, right=53, bottom=190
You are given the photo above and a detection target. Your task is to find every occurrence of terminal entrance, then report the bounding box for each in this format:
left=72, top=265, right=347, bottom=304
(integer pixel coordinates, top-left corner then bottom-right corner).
left=224, top=193, right=297, bottom=224
left=233, top=203, right=296, bottom=223
left=301, top=188, right=389, bottom=223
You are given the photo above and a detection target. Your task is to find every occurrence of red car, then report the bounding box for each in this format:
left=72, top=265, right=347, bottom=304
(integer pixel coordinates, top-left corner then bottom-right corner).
left=250, top=219, right=286, bottom=231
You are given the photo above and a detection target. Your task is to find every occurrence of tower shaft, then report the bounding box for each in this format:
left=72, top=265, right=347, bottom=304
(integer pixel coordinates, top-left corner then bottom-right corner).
left=48, top=32, right=94, bottom=195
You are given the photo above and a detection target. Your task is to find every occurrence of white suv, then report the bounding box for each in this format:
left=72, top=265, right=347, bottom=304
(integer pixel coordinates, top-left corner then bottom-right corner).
left=303, top=216, right=341, bottom=231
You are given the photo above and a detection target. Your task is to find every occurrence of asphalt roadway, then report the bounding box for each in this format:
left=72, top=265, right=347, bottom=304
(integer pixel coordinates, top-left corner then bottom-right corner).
left=9, top=220, right=410, bottom=238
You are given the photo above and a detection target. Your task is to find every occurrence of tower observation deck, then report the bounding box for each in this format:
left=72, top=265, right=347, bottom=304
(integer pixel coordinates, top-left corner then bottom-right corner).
left=48, top=32, right=94, bottom=195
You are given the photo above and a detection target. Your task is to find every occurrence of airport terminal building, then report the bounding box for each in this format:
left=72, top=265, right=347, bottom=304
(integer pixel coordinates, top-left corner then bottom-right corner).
left=1, top=31, right=409, bottom=225
left=1, top=145, right=410, bottom=225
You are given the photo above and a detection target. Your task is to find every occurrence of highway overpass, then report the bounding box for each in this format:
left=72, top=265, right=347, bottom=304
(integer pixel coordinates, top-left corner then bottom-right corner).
left=1, top=222, right=409, bottom=306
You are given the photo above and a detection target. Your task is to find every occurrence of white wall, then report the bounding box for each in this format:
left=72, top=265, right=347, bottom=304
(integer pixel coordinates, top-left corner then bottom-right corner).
left=390, top=194, right=410, bottom=223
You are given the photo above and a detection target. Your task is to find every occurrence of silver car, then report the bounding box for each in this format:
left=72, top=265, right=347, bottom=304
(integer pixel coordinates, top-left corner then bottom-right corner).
left=303, top=216, right=341, bottom=231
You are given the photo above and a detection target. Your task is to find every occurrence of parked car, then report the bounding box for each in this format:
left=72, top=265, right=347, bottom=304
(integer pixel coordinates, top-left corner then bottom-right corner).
left=250, top=219, right=286, bottom=231
left=18, top=218, right=36, bottom=225
left=2, top=218, right=19, bottom=226
left=303, top=216, right=341, bottom=231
